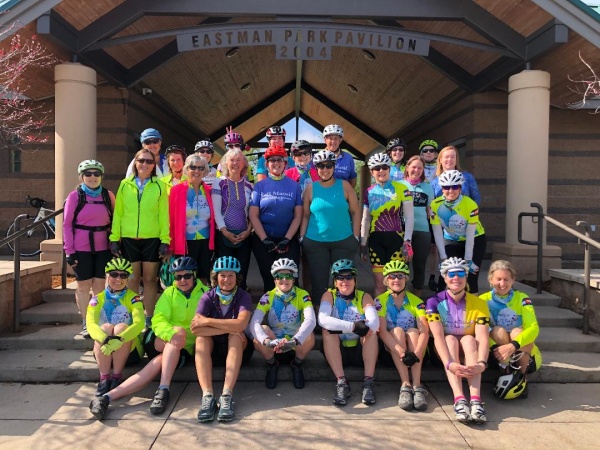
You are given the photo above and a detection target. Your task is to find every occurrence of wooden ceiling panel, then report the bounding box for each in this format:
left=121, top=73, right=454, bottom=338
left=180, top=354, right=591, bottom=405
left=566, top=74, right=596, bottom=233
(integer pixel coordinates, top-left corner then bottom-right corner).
left=144, top=45, right=295, bottom=136
left=54, top=0, right=125, bottom=31
left=474, top=0, right=554, bottom=37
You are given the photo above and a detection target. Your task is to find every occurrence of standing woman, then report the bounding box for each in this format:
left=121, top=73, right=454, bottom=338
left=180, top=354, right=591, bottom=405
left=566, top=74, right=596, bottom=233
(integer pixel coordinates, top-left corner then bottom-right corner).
left=430, top=146, right=480, bottom=204
left=386, top=138, right=408, bottom=182
left=360, top=153, right=414, bottom=297
left=430, top=170, right=486, bottom=294
left=249, top=146, right=303, bottom=292
left=300, top=150, right=361, bottom=302
left=285, top=140, right=319, bottom=197
left=110, top=149, right=170, bottom=328
left=211, top=148, right=254, bottom=289
left=169, top=154, right=216, bottom=285
left=401, top=155, right=435, bottom=297
left=64, top=159, right=115, bottom=337
left=194, top=140, right=218, bottom=187
left=161, top=145, right=187, bottom=190
left=322, top=124, right=357, bottom=188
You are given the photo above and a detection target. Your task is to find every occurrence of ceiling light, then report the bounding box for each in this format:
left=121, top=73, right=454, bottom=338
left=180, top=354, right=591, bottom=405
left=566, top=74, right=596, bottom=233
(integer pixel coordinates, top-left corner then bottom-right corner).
left=226, top=47, right=239, bottom=57
left=362, top=50, right=376, bottom=60
left=348, top=84, right=358, bottom=93
left=241, top=83, right=252, bottom=91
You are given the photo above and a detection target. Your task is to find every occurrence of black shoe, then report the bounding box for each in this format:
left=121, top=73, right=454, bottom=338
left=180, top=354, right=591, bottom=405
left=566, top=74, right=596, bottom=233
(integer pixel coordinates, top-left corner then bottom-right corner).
left=333, top=382, right=351, bottom=406
left=217, top=395, right=235, bottom=422
left=89, top=395, right=110, bottom=420
left=149, top=388, right=170, bottom=415
left=428, top=275, right=437, bottom=292
left=197, top=395, right=217, bottom=423
left=362, top=380, right=376, bottom=405
left=109, top=378, right=123, bottom=391
left=290, top=361, right=305, bottom=389
left=265, top=361, right=279, bottom=389
left=95, top=379, right=111, bottom=397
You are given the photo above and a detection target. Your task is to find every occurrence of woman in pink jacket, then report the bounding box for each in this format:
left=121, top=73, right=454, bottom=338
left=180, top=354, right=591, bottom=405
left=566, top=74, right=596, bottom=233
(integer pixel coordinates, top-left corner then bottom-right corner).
left=169, top=154, right=216, bottom=285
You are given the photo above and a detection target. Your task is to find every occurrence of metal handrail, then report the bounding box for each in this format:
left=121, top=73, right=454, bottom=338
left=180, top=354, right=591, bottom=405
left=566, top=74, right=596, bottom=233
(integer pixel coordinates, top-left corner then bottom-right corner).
left=518, top=202, right=600, bottom=334
left=0, top=208, right=65, bottom=332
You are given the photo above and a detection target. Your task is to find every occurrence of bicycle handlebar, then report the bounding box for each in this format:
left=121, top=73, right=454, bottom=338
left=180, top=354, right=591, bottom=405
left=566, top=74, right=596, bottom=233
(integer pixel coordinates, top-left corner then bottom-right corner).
left=26, top=195, right=46, bottom=209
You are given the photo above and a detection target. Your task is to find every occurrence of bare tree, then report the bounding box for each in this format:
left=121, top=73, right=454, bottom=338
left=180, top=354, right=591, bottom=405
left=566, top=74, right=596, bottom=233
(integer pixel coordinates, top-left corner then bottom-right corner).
left=568, top=51, right=600, bottom=114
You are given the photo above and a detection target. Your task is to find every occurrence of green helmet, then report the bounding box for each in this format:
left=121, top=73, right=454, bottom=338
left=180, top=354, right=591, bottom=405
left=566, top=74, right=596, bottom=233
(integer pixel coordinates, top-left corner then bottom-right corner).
left=159, top=256, right=177, bottom=289
left=383, top=260, right=410, bottom=277
left=493, top=371, right=528, bottom=400
left=78, top=159, right=105, bottom=175
left=105, top=258, right=132, bottom=274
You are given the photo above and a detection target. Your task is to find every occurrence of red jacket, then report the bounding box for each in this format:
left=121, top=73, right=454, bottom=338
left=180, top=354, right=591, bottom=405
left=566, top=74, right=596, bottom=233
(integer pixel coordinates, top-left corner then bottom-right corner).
left=169, top=181, right=215, bottom=254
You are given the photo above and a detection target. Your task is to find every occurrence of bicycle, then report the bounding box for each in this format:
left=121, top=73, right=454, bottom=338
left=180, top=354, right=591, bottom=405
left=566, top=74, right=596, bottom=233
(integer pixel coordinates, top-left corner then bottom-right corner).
left=7, top=195, right=56, bottom=257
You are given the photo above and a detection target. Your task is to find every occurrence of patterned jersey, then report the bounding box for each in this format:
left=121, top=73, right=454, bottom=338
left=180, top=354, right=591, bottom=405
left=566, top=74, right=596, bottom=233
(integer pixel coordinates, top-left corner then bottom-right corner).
left=430, top=194, right=485, bottom=241
left=425, top=291, right=490, bottom=336
left=389, top=163, right=406, bottom=182
left=375, top=291, right=425, bottom=331
left=364, top=180, right=413, bottom=233
left=329, top=289, right=366, bottom=345
left=256, top=287, right=312, bottom=339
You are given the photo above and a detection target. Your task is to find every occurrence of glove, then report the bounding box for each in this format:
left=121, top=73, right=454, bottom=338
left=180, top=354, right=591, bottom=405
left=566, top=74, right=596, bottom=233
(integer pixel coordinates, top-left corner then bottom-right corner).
left=467, top=260, right=479, bottom=274
left=402, top=241, right=413, bottom=262
left=100, top=337, right=123, bottom=356
left=281, top=338, right=298, bottom=352
left=276, top=238, right=290, bottom=254
left=298, top=236, right=304, bottom=245
left=402, top=351, right=420, bottom=367
left=353, top=320, right=369, bottom=337
left=266, top=339, right=279, bottom=348
left=158, top=243, right=169, bottom=258
left=110, top=241, right=121, bottom=257
left=66, top=254, right=77, bottom=267
left=261, top=238, right=276, bottom=253
left=360, top=244, right=369, bottom=261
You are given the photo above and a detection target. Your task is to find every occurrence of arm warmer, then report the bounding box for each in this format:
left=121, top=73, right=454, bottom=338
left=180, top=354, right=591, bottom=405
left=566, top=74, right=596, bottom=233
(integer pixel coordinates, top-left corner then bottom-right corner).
left=318, top=301, right=354, bottom=333
left=250, top=308, right=268, bottom=344
left=402, top=200, right=414, bottom=242
left=360, top=205, right=371, bottom=245
left=432, top=224, right=447, bottom=259
left=294, top=306, right=317, bottom=344
left=364, top=304, right=380, bottom=332
left=464, top=223, right=477, bottom=261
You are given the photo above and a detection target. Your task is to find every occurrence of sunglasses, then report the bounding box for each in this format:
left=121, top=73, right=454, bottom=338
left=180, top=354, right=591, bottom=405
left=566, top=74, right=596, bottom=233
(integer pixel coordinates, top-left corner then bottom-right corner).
left=226, top=144, right=242, bottom=149
left=372, top=165, right=390, bottom=172
left=447, top=270, right=466, bottom=278
left=195, top=149, right=214, bottom=154
left=387, top=273, right=406, bottom=280
left=267, top=157, right=284, bottom=163
left=108, top=271, right=129, bottom=279
left=442, top=185, right=462, bottom=191
left=143, top=139, right=160, bottom=145
left=316, top=163, right=335, bottom=170
left=293, top=150, right=311, bottom=157
left=83, top=171, right=102, bottom=178
left=334, top=274, right=355, bottom=281
left=189, top=165, right=206, bottom=171
left=390, top=147, right=405, bottom=152
left=136, top=158, right=155, bottom=165
left=174, top=273, right=194, bottom=281
left=274, top=273, right=295, bottom=280
left=421, top=148, right=436, bottom=153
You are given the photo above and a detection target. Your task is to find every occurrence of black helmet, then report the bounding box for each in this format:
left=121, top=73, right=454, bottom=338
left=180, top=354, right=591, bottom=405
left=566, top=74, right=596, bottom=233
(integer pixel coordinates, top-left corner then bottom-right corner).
left=170, top=256, right=197, bottom=273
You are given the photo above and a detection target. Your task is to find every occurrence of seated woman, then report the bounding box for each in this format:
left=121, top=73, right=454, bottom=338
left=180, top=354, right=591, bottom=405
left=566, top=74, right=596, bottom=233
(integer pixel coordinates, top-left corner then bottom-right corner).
left=426, top=257, right=490, bottom=424
left=250, top=258, right=316, bottom=390
left=318, top=259, right=379, bottom=406
left=87, top=258, right=145, bottom=398
left=480, top=260, right=542, bottom=400
left=192, top=257, right=254, bottom=423
left=88, top=257, right=208, bottom=420
left=376, top=260, right=429, bottom=411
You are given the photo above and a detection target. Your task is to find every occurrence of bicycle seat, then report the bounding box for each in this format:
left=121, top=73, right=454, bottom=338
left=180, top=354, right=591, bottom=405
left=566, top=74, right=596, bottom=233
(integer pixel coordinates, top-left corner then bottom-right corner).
left=29, top=197, right=46, bottom=209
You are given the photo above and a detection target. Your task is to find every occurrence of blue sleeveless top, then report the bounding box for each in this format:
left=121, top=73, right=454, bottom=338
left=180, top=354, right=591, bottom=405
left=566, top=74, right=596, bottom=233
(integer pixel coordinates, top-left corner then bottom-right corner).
left=306, top=179, right=352, bottom=242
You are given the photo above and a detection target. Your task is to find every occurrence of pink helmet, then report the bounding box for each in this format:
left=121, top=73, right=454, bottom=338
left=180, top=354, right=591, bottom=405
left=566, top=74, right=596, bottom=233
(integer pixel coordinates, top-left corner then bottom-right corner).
left=224, top=132, right=244, bottom=145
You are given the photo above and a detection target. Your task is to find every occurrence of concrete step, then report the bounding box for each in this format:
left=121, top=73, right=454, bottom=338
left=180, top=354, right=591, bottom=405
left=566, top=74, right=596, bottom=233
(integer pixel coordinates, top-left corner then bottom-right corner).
left=537, top=327, right=600, bottom=353
left=42, top=289, right=76, bottom=304
left=20, top=302, right=81, bottom=325
left=513, top=281, right=562, bottom=307
left=0, top=324, right=92, bottom=350
left=535, top=306, right=582, bottom=328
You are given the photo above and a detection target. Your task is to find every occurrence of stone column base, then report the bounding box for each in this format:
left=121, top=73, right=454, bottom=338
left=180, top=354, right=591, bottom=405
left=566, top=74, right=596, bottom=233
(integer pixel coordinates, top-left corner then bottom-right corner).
left=492, top=242, right=562, bottom=281
left=40, top=238, right=70, bottom=276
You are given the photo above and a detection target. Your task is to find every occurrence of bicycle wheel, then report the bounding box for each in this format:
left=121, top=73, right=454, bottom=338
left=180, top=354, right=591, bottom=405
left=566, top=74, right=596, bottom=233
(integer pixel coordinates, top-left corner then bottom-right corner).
left=6, top=219, right=50, bottom=257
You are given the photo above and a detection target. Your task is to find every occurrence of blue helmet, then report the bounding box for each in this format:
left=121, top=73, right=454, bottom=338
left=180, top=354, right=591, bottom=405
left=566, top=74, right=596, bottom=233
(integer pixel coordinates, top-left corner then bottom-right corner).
left=213, top=256, right=241, bottom=273
left=141, top=128, right=162, bottom=142
left=331, top=259, right=356, bottom=276
left=170, top=256, right=197, bottom=273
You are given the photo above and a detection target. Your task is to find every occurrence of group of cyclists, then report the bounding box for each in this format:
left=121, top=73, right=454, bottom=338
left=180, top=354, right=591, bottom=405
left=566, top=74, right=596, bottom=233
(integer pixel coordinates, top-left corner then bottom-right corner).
left=62, top=123, right=541, bottom=424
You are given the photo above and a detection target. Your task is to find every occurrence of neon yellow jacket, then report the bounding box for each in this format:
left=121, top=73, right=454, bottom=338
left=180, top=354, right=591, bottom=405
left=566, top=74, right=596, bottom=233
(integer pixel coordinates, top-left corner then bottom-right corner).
left=109, top=176, right=170, bottom=243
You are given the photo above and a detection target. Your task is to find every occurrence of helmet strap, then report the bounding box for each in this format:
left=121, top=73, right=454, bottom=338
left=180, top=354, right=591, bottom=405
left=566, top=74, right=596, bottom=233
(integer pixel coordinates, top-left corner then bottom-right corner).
left=320, top=174, right=334, bottom=182
left=448, top=287, right=465, bottom=296
left=275, top=286, right=295, bottom=301
left=336, top=290, right=356, bottom=301
left=443, top=195, right=462, bottom=208
left=389, top=287, right=406, bottom=296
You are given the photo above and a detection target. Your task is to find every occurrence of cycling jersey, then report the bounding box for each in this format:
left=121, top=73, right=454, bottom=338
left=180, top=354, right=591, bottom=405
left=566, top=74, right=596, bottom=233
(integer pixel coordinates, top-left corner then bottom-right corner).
left=364, top=180, right=412, bottom=233
left=400, top=180, right=434, bottom=232
left=254, top=287, right=314, bottom=341
left=211, top=177, right=253, bottom=231
left=430, top=194, right=485, bottom=241
left=285, top=165, right=319, bottom=197
left=425, top=291, right=490, bottom=336
left=203, top=165, right=218, bottom=187
left=329, top=289, right=366, bottom=346
left=375, top=291, right=425, bottom=331
left=389, top=163, right=406, bottom=182
left=423, top=163, right=437, bottom=182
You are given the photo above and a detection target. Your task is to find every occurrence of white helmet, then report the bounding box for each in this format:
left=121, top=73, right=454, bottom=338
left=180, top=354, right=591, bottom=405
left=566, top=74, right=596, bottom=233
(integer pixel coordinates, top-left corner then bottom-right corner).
left=194, top=140, right=214, bottom=151
left=313, top=150, right=337, bottom=165
left=271, top=258, right=298, bottom=277
left=438, top=170, right=464, bottom=187
left=439, top=257, right=470, bottom=276
left=323, top=124, right=344, bottom=139
left=78, top=159, right=104, bottom=175
left=367, top=153, right=392, bottom=169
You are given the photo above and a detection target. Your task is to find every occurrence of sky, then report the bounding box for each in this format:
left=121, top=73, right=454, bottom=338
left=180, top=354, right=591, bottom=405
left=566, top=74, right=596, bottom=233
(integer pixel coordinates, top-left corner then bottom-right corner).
left=258, top=117, right=324, bottom=144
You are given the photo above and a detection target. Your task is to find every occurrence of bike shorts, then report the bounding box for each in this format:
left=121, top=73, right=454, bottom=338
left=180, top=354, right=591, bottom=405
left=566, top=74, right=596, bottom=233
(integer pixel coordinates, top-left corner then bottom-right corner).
left=72, top=250, right=113, bottom=280
left=320, top=339, right=364, bottom=367
left=210, top=335, right=255, bottom=367
left=121, top=238, right=161, bottom=263
left=368, top=231, right=404, bottom=270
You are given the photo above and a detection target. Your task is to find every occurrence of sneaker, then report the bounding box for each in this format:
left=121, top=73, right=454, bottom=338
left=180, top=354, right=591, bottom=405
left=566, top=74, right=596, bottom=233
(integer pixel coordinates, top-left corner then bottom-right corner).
left=454, top=398, right=471, bottom=423
left=413, top=386, right=429, bottom=411
left=470, top=400, right=487, bottom=424
left=290, top=361, right=305, bottom=389
left=398, top=386, right=414, bottom=411
left=149, top=388, right=170, bottom=415
left=333, top=382, right=351, bottom=406
left=81, top=324, right=90, bottom=339
left=197, top=395, right=217, bottom=423
left=361, top=380, right=376, bottom=405
left=95, top=379, right=111, bottom=397
left=428, top=275, right=437, bottom=292
left=89, top=395, right=110, bottom=420
left=217, top=394, right=235, bottom=422
left=265, top=361, right=279, bottom=389
left=109, top=377, right=123, bottom=391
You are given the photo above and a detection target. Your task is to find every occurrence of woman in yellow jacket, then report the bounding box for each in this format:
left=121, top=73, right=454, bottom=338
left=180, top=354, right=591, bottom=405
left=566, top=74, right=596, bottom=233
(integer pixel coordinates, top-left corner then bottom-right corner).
left=110, top=148, right=170, bottom=327
left=87, top=258, right=145, bottom=397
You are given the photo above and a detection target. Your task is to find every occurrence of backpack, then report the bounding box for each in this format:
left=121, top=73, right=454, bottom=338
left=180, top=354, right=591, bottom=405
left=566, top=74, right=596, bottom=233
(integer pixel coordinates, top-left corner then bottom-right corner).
left=72, top=186, right=113, bottom=253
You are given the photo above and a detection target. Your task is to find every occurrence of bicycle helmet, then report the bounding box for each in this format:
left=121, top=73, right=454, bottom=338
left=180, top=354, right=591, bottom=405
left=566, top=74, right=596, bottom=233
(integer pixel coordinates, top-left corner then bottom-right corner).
left=438, top=170, right=464, bottom=187
left=439, top=257, right=470, bottom=276
left=78, top=159, right=104, bottom=175
left=140, top=128, right=162, bottom=142
left=213, top=256, right=241, bottom=273
left=331, top=259, right=356, bottom=276
left=386, top=138, right=407, bottom=152
left=266, top=126, right=286, bottom=140
left=159, top=257, right=177, bottom=288
left=290, top=140, right=312, bottom=154
left=383, top=260, right=410, bottom=277
left=271, top=258, right=298, bottom=277
left=493, top=371, right=527, bottom=400
left=105, top=258, right=133, bottom=274
left=170, top=256, right=197, bottom=273
left=224, top=132, right=244, bottom=145
left=194, top=140, right=214, bottom=151
left=419, top=139, right=439, bottom=152
left=264, top=146, right=287, bottom=160
left=313, top=150, right=337, bottom=165
left=165, top=145, right=187, bottom=159
left=367, top=153, right=392, bottom=169
left=323, top=124, right=344, bottom=139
